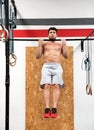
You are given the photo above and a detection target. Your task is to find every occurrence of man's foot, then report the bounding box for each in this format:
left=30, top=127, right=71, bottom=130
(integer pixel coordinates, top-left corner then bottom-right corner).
left=50, top=108, right=57, bottom=118
left=43, top=108, right=51, bottom=118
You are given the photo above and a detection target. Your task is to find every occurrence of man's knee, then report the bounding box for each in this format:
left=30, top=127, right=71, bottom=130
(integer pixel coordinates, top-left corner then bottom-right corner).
left=44, top=84, right=51, bottom=89
left=54, top=84, right=60, bottom=89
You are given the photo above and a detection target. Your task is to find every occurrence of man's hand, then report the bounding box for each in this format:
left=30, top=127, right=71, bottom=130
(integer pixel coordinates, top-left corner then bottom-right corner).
left=36, top=39, right=44, bottom=59
left=61, top=39, right=67, bottom=46
left=61, top=38, right=69, bottom=59
left=38, top=39, right=44, bottom=46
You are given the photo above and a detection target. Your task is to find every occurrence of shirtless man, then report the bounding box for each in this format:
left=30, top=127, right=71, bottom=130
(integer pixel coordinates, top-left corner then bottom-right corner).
left=36, top=27, right=69, bottom=118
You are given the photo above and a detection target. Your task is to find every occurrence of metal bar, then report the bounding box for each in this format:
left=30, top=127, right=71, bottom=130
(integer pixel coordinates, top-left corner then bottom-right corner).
left=81, top=30, right=94, bottom=52
left=81, top=40, right=84, bottom=52
left=0, top=0, right=2, bottom=19
left=9, top=5, right=14, bottom=54
left=9, top=38, right=94, bottom=41
left=83, top=30, right=94, bottom=41
left=11, top=0, right=17, bottom=18
left=4, top=0, right=10, bottom=130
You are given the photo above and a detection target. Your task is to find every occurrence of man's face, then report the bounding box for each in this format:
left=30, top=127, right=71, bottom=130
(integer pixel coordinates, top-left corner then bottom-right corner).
left=48, top=30, right=57, bottom=40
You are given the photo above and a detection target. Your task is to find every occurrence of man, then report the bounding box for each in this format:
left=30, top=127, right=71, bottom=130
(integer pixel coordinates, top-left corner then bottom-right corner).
left=36, top=27, right=69, bottom=118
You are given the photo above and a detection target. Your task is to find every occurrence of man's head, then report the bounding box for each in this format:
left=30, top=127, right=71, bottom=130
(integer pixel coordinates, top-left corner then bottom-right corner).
left=48, top=27, right=57, bottom=41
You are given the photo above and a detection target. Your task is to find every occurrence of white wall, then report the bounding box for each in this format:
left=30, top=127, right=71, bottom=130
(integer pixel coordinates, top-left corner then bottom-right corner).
left=0, top=0, right=94, bottom=130
left=74, top=41, right=94, bottom=130
left=15, top=0, right=94, bottom=18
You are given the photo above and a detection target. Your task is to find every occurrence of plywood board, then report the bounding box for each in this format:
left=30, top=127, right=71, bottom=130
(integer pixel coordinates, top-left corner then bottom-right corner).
left=26, top=47, right=74, bottom=130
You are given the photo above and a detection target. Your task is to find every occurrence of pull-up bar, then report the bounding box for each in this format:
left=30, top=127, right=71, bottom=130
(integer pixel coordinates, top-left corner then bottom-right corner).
left=9, top=38, right=94, bottom=52
left=81, top=30, right=94, bottom=52
left=9, top=38, right=94, bottom=41
left=82, top=30, right=94, bottom=41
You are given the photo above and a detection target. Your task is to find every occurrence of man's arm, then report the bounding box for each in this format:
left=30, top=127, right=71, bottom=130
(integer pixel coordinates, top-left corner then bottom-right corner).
left=35, top=39, right=44, bottom=59
left=61, top=39, right=69, bottom=59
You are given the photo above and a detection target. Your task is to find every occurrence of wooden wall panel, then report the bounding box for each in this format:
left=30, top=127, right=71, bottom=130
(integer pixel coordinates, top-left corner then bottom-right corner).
left=26, top=47, right=74, bottom=130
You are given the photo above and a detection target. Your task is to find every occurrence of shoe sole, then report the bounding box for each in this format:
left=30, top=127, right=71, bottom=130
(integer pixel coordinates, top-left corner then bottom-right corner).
left=43, top=113, right=57, bottom=118
left=43, top=113, right=51, bottom=118
left=50, top=113, right=57, bottom=118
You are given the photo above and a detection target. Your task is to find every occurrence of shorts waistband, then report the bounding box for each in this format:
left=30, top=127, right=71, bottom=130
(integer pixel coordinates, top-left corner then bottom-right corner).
left=44, top=62, right=60, bottom=65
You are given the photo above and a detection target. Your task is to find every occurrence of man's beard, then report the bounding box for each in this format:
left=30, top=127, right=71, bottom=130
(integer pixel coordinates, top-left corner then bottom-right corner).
left=49, top=38, right=56, bottom=41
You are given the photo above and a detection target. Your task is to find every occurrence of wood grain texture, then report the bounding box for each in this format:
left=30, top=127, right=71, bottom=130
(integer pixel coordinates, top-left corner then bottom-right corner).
left=26, top=47, right=74, bottom=130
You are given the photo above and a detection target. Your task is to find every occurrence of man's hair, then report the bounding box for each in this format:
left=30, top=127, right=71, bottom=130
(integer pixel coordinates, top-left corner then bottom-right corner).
left=48, top=27, right=57, bottom=34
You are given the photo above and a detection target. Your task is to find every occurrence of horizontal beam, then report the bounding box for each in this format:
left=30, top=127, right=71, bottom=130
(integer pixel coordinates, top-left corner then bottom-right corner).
left=15, top=18, right=94, bottom=25
left=9, top=38, right=94, bottom=41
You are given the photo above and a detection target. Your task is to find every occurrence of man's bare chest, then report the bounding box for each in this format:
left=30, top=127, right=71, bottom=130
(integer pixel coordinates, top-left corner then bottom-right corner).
left=44, top=43, right=62, bottom=51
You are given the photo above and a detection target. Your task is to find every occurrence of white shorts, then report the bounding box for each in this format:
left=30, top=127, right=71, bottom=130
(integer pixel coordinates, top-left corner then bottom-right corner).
left=40, top=63, right=64, bottom=89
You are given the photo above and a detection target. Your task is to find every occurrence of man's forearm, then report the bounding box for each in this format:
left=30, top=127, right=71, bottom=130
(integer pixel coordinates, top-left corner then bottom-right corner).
left=62, top=45, right=69, bottom=59
left=36, top=46, right=43, bottom=59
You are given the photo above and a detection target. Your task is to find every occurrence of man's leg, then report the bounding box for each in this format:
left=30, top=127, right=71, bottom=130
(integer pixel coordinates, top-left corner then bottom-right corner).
left=43, top=84, right=51, bottom=118
left=44, top=83, right=51, bottom=108
left=52, top=84, right=60, bottom=108
left=51, top=84, right=60, bottom=118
